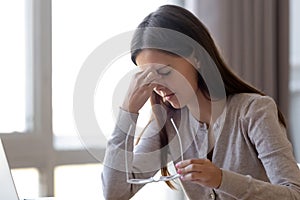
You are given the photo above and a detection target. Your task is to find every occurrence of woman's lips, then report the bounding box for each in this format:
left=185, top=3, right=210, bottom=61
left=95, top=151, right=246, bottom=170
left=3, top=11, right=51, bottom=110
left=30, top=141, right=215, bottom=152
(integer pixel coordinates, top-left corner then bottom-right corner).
left=164, top=93, right=175, bottom=101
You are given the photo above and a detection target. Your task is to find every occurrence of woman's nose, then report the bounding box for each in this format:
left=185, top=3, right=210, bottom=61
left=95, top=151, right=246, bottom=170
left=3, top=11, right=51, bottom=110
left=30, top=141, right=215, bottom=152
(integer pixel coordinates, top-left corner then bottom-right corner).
left=154, top=84, right=165, bottom=92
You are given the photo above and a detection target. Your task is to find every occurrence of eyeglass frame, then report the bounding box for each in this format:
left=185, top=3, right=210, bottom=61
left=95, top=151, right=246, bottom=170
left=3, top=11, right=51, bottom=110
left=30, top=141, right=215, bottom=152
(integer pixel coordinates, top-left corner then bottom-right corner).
left=125, top=118, right=183, bottom=184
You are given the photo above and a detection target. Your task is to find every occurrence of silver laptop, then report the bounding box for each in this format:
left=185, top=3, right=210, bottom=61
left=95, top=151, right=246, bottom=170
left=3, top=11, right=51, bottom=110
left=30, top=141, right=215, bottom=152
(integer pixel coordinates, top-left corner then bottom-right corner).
left=0, top=139, right=55, bottom=200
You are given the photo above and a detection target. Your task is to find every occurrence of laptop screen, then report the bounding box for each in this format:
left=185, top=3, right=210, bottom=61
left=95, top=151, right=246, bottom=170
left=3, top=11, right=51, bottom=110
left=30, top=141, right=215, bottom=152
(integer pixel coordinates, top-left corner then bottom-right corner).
left=0, top=139, right=20, bottom=200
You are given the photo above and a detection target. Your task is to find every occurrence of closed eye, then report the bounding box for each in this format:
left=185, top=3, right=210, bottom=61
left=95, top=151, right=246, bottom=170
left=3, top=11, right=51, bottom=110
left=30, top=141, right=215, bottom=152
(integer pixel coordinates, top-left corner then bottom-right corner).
left=157, top=66, right=172, bottom=76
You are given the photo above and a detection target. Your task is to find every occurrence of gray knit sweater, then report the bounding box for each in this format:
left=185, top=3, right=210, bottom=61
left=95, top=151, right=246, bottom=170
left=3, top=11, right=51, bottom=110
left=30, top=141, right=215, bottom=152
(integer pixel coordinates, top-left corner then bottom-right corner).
left=101, top=93, right=300, bottom=199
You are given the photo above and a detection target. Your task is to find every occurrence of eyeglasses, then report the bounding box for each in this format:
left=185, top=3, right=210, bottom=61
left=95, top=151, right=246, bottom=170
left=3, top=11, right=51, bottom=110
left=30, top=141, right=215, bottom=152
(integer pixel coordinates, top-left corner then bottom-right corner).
left=125, top=118, right=183, bottom=184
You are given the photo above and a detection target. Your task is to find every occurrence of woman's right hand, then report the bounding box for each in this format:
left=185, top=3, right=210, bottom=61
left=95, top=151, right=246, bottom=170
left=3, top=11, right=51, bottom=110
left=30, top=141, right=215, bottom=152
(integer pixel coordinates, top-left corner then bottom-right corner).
left=122, top=67, right=161, bottom=114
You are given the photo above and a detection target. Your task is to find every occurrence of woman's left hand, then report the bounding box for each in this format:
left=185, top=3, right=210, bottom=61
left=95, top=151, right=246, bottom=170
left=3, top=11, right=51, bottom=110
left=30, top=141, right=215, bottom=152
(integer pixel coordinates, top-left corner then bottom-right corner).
left=175, top=158, right=222, bottom=189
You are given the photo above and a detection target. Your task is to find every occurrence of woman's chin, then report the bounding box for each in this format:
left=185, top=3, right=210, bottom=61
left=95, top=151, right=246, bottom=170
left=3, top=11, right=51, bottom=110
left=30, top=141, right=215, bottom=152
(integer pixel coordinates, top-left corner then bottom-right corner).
left=168, top=100, right=184, bottom=109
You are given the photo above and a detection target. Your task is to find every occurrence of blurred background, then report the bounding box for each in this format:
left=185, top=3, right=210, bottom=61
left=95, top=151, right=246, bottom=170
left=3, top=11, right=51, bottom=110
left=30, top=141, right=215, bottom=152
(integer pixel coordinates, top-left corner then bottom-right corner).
left=0, top=0, right=299, bottom=199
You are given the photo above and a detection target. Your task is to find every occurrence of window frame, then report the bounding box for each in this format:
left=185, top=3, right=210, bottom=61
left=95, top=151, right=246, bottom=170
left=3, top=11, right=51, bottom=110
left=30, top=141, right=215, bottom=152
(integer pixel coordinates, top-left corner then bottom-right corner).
left=1, top=0, right=102, bottom=196
left=0, top=0, right=185, bottom=198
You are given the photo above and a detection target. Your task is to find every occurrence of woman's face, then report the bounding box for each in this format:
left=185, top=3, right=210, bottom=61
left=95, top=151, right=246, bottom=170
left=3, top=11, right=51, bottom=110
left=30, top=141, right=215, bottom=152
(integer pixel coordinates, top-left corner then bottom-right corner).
left=135, top=49, right=199, bottom=109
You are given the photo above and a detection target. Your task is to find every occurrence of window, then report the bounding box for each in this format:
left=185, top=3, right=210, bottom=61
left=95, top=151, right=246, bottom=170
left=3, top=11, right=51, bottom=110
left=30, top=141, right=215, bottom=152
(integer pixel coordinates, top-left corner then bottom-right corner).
left=52, top=0, right=171, bottom=148
left=0, top=0, right=26, bottom=133
left=289, top=0, right=300, bottom=162
left=0, top=1, right=185, bottom=200
left=55, top=164, right=103, bottom=199
left=52, top=1, right=185, bottom=199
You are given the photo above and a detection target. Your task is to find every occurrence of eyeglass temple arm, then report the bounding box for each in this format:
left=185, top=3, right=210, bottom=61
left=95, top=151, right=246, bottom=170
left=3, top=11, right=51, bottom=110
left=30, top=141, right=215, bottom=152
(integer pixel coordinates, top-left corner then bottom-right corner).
left=125, top=124, right=133, bottom=181
left=125, top=118, right=183, bottom=182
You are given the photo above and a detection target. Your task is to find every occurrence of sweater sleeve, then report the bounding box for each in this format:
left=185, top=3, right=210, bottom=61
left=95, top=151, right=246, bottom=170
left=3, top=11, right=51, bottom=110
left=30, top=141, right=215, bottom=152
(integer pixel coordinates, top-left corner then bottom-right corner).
left=216, top=96, right=300, bottom=199
left=101, top=108, right=162, bottom=200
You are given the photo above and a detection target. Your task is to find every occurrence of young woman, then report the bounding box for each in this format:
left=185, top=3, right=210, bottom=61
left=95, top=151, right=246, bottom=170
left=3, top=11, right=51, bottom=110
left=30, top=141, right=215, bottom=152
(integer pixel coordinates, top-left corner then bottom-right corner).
left=101, top=5, right=300, bottom=200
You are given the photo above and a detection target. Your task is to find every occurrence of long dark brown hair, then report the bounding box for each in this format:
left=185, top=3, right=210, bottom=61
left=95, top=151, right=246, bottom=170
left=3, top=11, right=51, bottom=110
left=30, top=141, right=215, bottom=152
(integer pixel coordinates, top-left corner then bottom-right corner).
left=130, top=4, right=286, bottom=188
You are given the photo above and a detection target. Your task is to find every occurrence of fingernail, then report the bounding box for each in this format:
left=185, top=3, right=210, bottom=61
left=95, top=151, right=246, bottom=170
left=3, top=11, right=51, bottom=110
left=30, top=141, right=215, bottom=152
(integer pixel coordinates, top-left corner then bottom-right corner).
left=177, top=169, right=182, bottom=174
left=180, top=175, right=185, bottom=180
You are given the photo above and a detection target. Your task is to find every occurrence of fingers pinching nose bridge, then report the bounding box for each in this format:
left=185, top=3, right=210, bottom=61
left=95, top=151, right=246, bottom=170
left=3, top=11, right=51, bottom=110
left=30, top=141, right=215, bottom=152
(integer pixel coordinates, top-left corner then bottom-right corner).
left=144, top=71, right=159, bottom=85
left=146, top=71, right=154, bottom=79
